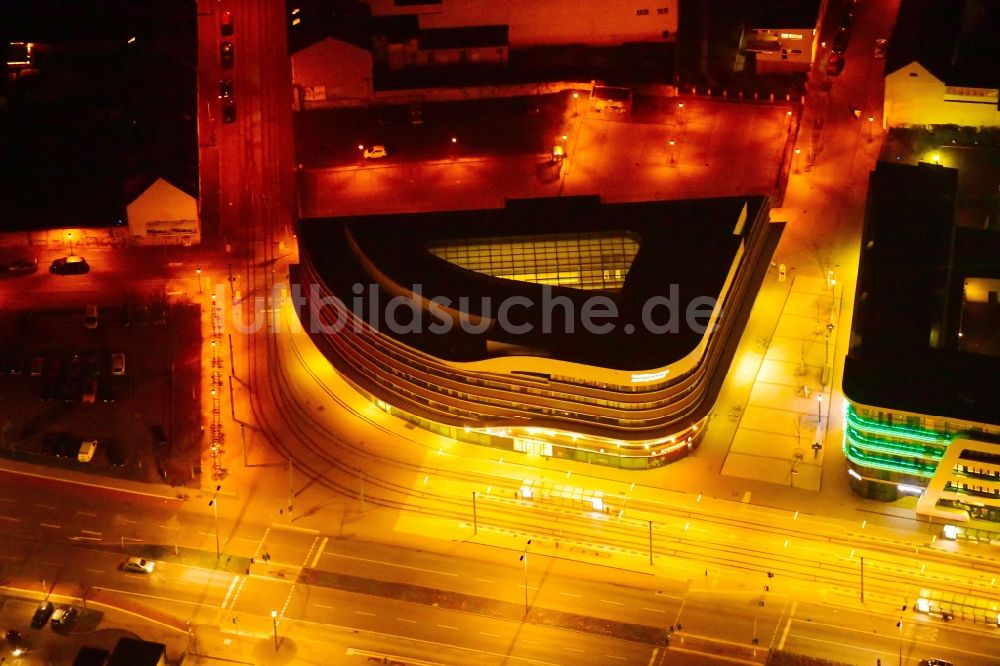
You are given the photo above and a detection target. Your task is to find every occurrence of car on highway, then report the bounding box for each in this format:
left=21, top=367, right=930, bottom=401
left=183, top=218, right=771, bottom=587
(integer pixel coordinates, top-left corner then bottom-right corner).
left=874, top=38, right=887, bottom=59
left=220, top=41, right=234, bottom=68
left=30, top=601, right=53, bottom=628
left=50, top=606, right=77, bottom=629
left=223, top=98, right=236, bottom=123
left=82, top=380, right=98, bottom=404
left=218, top=79, right=233, bottom=98
left=363, top=145, right=388, bottom=159
left=84, top=305, right=98, bottom=329
left=826, top=53, right=845, bottom=77
left=110, top=352, right=125, bottom=376
left=4, top=628, right=27, bottom=656
left=832, top=30, right=849, bottom=55
left=122, top=557, right=155, bottom=574
left=49, top=255, right=89, bottom=275
left=0, top=257, right=38, bottom=276
left=220, top=10, right=233, bottom=36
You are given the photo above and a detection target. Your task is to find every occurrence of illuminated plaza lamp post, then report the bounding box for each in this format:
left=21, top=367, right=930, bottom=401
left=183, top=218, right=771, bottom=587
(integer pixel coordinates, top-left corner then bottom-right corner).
left=66, top=231, right=75, bottom=256
left=572, top=91, right=579, bottom=117
left=794, top=148, right=801, bottom=174
left=867, top=116, right=875, bottom=143
left=668, top=139, right=677, bottom=166
left=519, top=539, right=532, bottom=616
left=271, top=609, right=279, bottom=651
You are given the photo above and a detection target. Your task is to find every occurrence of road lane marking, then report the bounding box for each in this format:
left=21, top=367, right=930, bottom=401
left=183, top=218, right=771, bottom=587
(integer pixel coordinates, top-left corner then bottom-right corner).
left=601, top=599, right=624, bottom=605
left=647, top=649, right=659, bottom=666
left=36, top=504, right=56, bottom=510
left=83, top=568, right=104, bottom=574
left=39, top=523, right=61, bottom=529
left=325, top=552, right=458, bottom=577
left=564, top=647, right=585, bottom=653
left=605, top=656, right=627, bottom=662
left=479, top=632, right=501, bottom=638
left=120, top=518, right=138, bottom=524
left=220, top=575, right=240, bottom=609
left=310, top=536, right=328, bottom=569
left=437, top=625, right=458, bottom=630
left=642, top=607, right=666, bottom=613
left=76, top=511, right=97, bottom=517
left=0, top=554, right=20, bottom=560
left=354, top=611, right=376, bottom=617
left=397, top=618, right=416, bottom=623
left=521, top=639, right=540, bottom=645
left=477, top=578, right=496, bottom=583
left=778, top=600, right=797, bottom=650
left=0, top=516, right=20, bottom=522
left=80, top=529, right=102, bottom=535
left=559, top=592, right=581, bottom=598
left=314, top=604, right=335, bottom=609
left=667, top=646, right=759, bottom=665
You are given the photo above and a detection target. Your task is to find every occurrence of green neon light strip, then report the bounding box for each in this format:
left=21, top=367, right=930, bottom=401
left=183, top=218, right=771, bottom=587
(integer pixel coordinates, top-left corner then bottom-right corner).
left=846, top=405, right=954, bottom=445
left=845, top=427, right=945, bottom=460
left=843, top=441, right=936, bottom=477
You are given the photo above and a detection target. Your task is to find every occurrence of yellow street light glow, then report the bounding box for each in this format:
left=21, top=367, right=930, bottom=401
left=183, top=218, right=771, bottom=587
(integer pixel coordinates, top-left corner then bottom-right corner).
left=451, top=137, right=457, bottom=143
left=127, top=37, right=136, bottom=44
left=932, top=153, right=941, bottom=164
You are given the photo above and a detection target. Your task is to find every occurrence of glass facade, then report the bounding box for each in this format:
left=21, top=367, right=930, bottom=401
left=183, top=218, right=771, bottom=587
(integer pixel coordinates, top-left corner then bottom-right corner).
left=428, top=231, right=640, bottom=292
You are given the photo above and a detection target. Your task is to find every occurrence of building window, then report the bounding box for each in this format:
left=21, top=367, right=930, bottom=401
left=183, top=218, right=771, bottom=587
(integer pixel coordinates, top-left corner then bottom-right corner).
left=637, top=9, right=649, bottom=16
left=657, top=7, right=669, bottom=13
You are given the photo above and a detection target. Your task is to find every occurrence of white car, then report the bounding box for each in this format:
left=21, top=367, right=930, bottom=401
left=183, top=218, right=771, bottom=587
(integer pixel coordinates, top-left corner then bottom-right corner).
left=363, top=145, right=388, bottom=159
left=122, top=557, right=155, bottom=574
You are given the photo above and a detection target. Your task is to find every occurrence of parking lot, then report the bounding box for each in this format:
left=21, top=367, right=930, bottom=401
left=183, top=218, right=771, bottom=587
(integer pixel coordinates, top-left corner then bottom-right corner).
left=0, top=303, right=201, bottom=484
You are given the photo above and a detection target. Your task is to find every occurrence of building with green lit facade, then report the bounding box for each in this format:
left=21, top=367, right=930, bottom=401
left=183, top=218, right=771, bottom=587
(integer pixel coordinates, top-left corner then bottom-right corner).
left=843, top=161, right=1000, bottom=524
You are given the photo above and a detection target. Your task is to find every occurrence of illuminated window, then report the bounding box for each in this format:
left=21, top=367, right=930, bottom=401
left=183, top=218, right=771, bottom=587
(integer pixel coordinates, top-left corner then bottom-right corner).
left=637, top=9, right=650, bottom=16
left=428, top=232, right=640, bottom=292
left=657, top=7, right=669, bottom=14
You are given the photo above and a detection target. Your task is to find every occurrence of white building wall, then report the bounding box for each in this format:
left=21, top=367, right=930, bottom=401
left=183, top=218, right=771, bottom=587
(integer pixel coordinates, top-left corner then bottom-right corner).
left=885, top=61, right=1000, bottom=128
left=367, top=0, right=679, bottom=47
left=291, top=38, right=373, bottom=102
left=752, top=28, right=816, bottom=72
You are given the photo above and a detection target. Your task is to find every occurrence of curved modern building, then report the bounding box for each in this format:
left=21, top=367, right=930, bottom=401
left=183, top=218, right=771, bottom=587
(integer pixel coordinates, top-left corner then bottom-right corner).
left=291, top=195, right=783, bottom=468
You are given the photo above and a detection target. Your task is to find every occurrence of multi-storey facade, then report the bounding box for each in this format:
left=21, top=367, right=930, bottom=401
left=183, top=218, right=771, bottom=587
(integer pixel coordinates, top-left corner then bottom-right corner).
left=291, top=195, right=783, bottom=468
left=843, top=162, right=1000, bottom=524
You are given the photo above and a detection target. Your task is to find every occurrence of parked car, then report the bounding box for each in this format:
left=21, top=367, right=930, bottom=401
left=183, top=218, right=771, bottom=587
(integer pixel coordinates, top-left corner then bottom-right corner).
left=29, top=356, right=44, bottom=376
left=151, top=425, right=168, bottom=449
left=82, top=380, right=98, bottom=404
left=98, top=379, right=115, bottom=403
left=826, top=53, right=845, bottom=77
left=0, top=257, right=38, bottom=276
left=874, top=38, right=887, bottom=59
left=105, top=441, right=126, bottom=467
left=84, top=305, right=98, bottom=329
left=78, top=439, right=97, bottom=462
left=917, top=660, right=954, bottom=666
left=110, top=352, right=125, bottom=376
left=67, top=355, right=82, bottom=379
left=409, top=105, right=423, bottom=125
left=44, top=433, right=78, bottom=458
left=363, top=145, right=388, bottom=159
left=222, top=98, right=236, bottom=123
left=220, top=41, right=234, bottom=68
left=86, top=354, right=101, bottom=377
left=49, top=256, right=89, bottom=275
left=30, top=601, right=54, bottom=628
left=220, top=10, right=233, bottom=36
left=122, top=557, right=155, bottom=574
left=50, top=606, right=77, bottom=629
left=218, top=79, right=233, bottom=99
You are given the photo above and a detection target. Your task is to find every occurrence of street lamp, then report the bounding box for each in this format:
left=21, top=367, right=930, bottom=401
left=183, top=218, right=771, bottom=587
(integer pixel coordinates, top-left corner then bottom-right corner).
left=271, top=609, right=278, bottom=651
left=196, top=267, right=202, bottom=295
left=677, top=101, right=685, bottom=125
left=867, top=116, right=874, bottom=143
left=794, top=148, right=801, bottom=174
left=668, top=139, right=676, bottom=166
left=519, top=539, right=532, bottom=616
left=572, top=91, right=579, bottom=117
left=66, top=231, right=74, bottom=256
left=817, top=394, right=823, bottom=424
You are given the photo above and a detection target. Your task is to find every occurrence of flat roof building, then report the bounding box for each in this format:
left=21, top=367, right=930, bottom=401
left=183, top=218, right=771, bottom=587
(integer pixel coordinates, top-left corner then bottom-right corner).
left=843, top=161, right=1000, bottom=524
left=292, top=195, right=782, bottom=468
